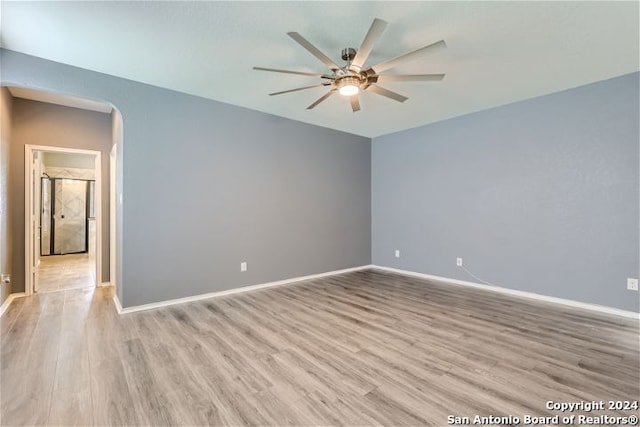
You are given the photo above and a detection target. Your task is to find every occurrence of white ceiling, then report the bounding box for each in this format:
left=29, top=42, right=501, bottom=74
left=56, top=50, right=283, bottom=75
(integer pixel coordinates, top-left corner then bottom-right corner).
left=1, top=1, right=638, bottom=138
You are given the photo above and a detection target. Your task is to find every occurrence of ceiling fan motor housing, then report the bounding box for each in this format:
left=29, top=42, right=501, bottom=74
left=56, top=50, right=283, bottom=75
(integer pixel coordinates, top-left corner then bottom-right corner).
left=341, top=47, right=357, bottom=61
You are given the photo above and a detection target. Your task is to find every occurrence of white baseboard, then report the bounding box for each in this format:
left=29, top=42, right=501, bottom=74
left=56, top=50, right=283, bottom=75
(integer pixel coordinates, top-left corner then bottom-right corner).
left=372, top=265, right=639, bottom=319
left=0, top=292, right=26, bottom=317
left=116, top=264, right=373, bottom=314
left=113, top=292, right=123, bottom=314
left=98, top=281, right=112, bottom=288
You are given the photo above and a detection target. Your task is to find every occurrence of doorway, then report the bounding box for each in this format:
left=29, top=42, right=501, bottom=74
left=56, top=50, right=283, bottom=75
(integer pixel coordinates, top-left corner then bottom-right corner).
left=24, top=146, right=102, bottom=295
left=39, top=176, right=96, bottom=292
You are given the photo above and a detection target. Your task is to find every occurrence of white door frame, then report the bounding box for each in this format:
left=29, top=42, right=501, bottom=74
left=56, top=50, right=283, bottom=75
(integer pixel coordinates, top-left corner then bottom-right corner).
left=109, top=143, right=117, bottom=292
left=24, top=145, right=102, bottom=296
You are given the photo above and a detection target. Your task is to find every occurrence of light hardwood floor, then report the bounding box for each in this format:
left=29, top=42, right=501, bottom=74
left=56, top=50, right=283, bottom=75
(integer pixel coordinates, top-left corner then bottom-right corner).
left=37, top=253, right=95, bottom=293
left=1, top=270, right=638, bottom=426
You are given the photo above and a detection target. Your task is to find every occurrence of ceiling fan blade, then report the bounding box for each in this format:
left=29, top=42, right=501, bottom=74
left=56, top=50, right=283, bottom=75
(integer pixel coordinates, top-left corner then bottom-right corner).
left=269, top=84, right=329, bottom=96
left=253, top=67, right=333, bottom=78
left=367, top=84, right=408, bottom=103
left=307, top=89, right=336, bottom=110
left=350, top=95, right=361, bottom=112
left=376, top=74, right=445, bottom=82
left=350, top=18, right=388, bottom=72
left=287, top=32, right=341, bottom=71
left=369, top=40, right=447, bottom=74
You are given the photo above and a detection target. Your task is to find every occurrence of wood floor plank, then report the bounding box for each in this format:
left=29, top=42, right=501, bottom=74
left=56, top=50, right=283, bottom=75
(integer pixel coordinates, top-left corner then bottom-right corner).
left=118, top=337, right=179, bottom=425
left=1, top=269, right=638, bottom=426
left=47, top=383, right=94, bottom=427
left=90, top=355, right=142, bottom=426
left=142, top=341, right=221, bottom=426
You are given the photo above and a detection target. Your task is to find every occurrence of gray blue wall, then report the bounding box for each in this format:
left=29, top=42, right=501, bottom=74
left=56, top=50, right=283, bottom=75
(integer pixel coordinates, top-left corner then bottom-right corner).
left=373, top=73, right=640, bottom=312
left=3, top=48, right=636, bottom=313
left=1, top=49, right=371, bottom=308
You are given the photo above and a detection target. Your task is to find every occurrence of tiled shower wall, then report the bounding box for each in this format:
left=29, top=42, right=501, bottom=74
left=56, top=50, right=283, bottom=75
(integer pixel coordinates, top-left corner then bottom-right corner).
left=41, top=166, right=95, bottom=255
left=43, top=166, right=94, bottom=180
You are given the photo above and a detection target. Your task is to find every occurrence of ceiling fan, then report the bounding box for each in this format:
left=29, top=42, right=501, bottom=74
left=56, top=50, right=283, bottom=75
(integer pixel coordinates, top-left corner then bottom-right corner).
left=253, top=18, right=446, bottom=112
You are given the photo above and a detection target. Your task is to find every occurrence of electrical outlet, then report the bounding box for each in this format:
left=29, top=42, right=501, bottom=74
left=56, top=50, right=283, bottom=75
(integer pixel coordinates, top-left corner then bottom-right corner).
left=456, top=258, right=463, bottom=267
left=395, top=250, right=400, bottom=258
left=240, top=262, right=247, bottom=272
left=628, top=278, right=638, bottom=291
left=0, top=274, right=10, bottom=284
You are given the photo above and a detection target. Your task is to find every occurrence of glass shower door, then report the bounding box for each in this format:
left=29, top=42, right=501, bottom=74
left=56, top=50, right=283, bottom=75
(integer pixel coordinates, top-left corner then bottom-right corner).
left=53, top=179, right=88, bottom=254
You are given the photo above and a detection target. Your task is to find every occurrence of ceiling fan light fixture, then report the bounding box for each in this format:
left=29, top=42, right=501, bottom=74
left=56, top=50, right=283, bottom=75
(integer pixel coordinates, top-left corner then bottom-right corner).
left=338, top=76, right=360, bottom=96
